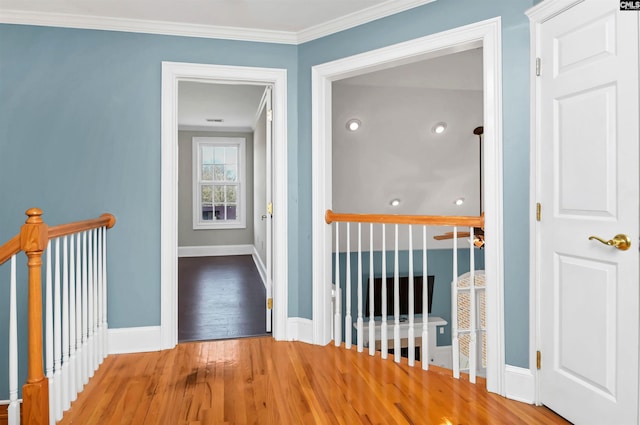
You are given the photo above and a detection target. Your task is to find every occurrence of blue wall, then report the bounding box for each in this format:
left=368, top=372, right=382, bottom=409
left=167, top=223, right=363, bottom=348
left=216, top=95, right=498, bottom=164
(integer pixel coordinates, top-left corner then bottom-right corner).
left=0, top=0, right=535, bottom=399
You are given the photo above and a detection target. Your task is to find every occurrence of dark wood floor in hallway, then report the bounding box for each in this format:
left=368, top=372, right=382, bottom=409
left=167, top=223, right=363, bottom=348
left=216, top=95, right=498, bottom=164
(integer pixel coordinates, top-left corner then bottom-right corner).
left=178, top=255, right=268, bottom=342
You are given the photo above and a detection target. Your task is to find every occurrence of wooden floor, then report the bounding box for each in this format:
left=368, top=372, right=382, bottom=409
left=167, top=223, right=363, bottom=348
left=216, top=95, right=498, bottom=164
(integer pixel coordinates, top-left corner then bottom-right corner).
left=179, top=255, right=268, bottom=342
left=57, top=337, right=570, bottom=425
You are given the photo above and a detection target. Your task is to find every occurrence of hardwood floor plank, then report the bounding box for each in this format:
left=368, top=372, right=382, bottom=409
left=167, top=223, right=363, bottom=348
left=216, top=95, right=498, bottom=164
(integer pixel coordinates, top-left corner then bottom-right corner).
left=58, top=337, right=570, bottom=425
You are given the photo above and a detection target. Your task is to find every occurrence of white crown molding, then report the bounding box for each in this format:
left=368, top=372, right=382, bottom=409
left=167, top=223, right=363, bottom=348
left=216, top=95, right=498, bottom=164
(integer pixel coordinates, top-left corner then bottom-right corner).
left=0, top=10, right=298, bottom=44
left=0, top=0, right=437, bottom=45
left=296, top=0, right=437, bottom=44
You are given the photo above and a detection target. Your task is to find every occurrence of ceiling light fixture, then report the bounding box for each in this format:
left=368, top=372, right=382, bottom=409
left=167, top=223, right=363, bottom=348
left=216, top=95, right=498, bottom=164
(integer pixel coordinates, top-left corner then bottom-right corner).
left=390, top=199, right=400, bottom=207
left=432, top=122, right=447, bottom=134
left=346, top=119, right=361, bottom=131
left=454, top=198, right=465, bottom=206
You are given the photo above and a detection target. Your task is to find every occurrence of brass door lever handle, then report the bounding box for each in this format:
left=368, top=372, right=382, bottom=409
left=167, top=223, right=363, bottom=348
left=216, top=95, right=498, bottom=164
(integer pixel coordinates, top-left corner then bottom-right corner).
left=588, top=234, right=631, bottom=251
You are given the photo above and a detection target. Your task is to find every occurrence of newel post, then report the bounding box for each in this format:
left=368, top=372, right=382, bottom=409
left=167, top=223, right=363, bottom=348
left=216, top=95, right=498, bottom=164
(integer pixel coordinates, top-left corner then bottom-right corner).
left=20, top=208, right=50, bottom=425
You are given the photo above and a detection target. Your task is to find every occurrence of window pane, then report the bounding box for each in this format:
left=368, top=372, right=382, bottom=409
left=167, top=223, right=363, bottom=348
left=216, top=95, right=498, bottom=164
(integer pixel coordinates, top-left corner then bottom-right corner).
left=225, top=185, right=237, bottom=203
left=201, top=164, right=213, bottom=180
left=225, top=147, right=238, bottom=164
left=202, top=146, right=214, bottom=165
left=213, top=185, right=224, bottom=203
left=214, top=204, right=225, bottom=220
left=225, top=165, right=237, bottom=182
left=201, top=185, right=213, bottom=203
left=226, top=205, right=237, bottom=220
left=201, top=204, right=213, bottom=221
left=214, top=147, right=225, bottom=165
left=214, top=165, right=224, bottom=181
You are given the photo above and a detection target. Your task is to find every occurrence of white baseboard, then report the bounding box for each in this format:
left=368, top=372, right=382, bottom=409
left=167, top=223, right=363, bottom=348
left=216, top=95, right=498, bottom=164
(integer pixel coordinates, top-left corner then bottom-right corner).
left=504, top=365, right=535, bottom=404
left=286, top=318, right=314, bottom=344
left=252, top=246, right=267, bottom=289
left=108, top=326, right=162, bottom=354
left=178, top=244, right=253, bottom=257
left=0, top=399, right=21, bottom=405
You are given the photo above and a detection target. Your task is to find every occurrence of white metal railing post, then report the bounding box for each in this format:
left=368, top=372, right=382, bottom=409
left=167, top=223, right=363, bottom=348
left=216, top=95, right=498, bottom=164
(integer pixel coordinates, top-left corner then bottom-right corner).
left=408, top=225, right=415, bottom=367
left=381, top=224, right=388, bottom=359
left=334, top=223, right=341, bottom=346
left=356, top=223, right=363, bottom=352
left=393, top=224, right=400, bottom=364
left=345, top=223, right=352, bottom=349
left=368, top=223, right=375, bottom=357
left=452, top=227, right=460, bottom=379
left=9, top=256, right=19, bottom=425
left=421, top=226, right=429, bottom=370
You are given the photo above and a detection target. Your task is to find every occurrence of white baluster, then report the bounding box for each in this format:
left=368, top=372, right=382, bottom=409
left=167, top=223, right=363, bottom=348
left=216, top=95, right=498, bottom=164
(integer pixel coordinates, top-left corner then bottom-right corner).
left=452, top=227, right=460, bottom=379
left=334, top=223, right=341, bottom=346
left=356, top=223, right=363, bottom=353
left=93, top=228, right=99, bottom=370
left=102, top=226, right=108, bottom=356
left=87, top=230, right=94, bottom=378
left=69, top=234, right=77, bottom=403
left=54, top=238, right=62, bottom=421
left=62, top=236, right=71, bottom=411
left=381, top=224, right=388, bottom=359
left=408, top=225, right=415, bottom=367
left=97, top=228, right=104, bottom=363
left=45, top=240, right=55, bottom=425
left=345, top=223, right=352, bottom=349
left=9, top=256, right=19, bottom=425
left=368, top=223, right=375, bottom=357
left=393, top=224, right=400, bottom=364
left=469, top=227, right=477, bottom=384
left=421, top=226, right=429, bottom=370
left=75, top=232, right=83, bottom=393
left=82, top=231, right=89, bottom=385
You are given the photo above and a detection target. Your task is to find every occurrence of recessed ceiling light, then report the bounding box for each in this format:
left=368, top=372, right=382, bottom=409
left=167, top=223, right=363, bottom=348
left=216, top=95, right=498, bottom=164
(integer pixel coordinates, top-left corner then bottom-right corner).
left=432, top=122, right=447, bottom=134
left=454, top=198, right=465, bottom=206
left=390, top=199, right=400, bottom=207
left=206, top=118, right=224, bottom=123
left=346, top=119, right=361, bottom=131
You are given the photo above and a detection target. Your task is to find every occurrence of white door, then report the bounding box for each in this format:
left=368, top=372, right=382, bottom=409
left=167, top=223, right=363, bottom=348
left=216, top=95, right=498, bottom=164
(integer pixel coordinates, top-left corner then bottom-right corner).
left=538, top=1, right=639, bottom=424
left=265, top=86, right=274, bottom=332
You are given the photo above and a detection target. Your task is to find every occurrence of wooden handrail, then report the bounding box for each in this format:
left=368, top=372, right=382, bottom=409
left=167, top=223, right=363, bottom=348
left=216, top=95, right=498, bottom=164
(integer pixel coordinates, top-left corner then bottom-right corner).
left=0, top=234, right=21, bottom=266
left=325, top=209, right=484, bottom=228
left=48, top=213, right=116, bottom=239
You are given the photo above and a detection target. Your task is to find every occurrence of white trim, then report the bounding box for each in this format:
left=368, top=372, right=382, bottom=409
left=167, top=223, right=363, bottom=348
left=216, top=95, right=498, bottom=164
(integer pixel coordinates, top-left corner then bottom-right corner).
left=526, top=0, right=584, bottom=407
left=0, top=1, right=436, bottom=45
left=178, top=125, right=253, bottom=133
left=252, top=246, right=267, bottom=289
left=505, top=365, right=536, bottom=404
left=107, top=326, right=162, bottom=354
left=311, top=17, right=505, bottom=395
left=0, top=398, right=22, bottom=405
left=161, top=62, right=288, bottom=350
left=287, top=318, right=314, bottom=344
left=178, top=244, right=254, bottom=257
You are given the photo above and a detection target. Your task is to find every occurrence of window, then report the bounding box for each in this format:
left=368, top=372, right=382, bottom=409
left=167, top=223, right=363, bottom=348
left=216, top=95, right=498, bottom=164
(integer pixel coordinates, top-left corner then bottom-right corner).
left=193, top=137, right=246, bottom=229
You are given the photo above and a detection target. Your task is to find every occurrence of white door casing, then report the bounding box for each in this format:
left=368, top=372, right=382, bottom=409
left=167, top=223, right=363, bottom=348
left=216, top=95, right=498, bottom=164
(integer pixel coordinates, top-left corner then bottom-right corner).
left=311, top=17, right=505, bottom=395
left=529, top=1, right=639, bottom=423
left=161, top=62, right=288, bottom=348
left=265, top=86, right=274, bottom=333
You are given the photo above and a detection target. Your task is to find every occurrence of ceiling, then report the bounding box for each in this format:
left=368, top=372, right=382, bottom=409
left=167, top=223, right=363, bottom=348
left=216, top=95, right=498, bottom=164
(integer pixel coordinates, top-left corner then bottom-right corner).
left=0, top=0, right=436, bottom=43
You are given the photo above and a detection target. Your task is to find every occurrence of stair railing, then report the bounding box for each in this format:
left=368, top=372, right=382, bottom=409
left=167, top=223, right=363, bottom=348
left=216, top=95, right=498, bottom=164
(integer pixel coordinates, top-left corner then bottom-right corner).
left=0, top=208, right=116, bottom=425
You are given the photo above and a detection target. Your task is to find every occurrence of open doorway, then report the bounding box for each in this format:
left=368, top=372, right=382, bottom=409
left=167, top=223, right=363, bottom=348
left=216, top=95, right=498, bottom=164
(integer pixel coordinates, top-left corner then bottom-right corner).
left=161, top=62, right=288, bottom=349
left=311, top=18, right=504, bottom=394
left=176, top=82, right=270, bottom=342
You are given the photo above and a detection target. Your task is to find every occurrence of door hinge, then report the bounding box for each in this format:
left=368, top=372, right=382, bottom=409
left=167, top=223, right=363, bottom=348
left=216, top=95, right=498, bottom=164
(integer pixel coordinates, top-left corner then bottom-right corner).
left=267, top=109, right=273, bottom=122
left=536, top=350, right=541, bottom=369
left=267, top=202, right=273, bottom=216
left=536, top=202, right=541, bottom=221
left=536, top=57, right=541, bottom=76
left=267, top=298, right=273, bottom=310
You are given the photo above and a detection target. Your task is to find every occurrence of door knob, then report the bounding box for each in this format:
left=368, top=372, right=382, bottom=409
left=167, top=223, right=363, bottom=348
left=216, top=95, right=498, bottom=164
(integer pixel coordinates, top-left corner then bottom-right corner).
left=588, top=234, right=631, bottom=251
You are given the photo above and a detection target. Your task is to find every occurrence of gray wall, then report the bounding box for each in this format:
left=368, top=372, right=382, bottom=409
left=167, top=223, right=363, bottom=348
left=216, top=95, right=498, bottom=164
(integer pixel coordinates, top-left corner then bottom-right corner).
left=253, top=108, right=268, bottom=263
left=178, top=130, right=254, bottom=247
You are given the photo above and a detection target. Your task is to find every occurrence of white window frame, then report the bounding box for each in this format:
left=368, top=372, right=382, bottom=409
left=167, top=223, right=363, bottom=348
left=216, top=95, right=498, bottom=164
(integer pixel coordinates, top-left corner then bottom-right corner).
left=192, top=137, right=246, bottom=230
